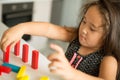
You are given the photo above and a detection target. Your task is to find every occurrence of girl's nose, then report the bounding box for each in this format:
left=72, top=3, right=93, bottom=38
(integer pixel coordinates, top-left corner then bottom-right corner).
left=82, top=27, right=87, bottom=35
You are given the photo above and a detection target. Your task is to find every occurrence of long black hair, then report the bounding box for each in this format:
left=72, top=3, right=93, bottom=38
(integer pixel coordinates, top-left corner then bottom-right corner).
left=77, top=0, right=120, bottom=79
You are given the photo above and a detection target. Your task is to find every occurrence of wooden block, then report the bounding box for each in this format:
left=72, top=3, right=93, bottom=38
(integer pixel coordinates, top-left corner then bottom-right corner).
left=22, top=44, right=29, bottom=63
left=0, top=71, right=1, bottom=76
left=14, top=41, right=20, bottom=56
left=31, top=50, right=39, bottom=69
left=2, top=63, right=20, bottom=73
left=3, top=45, right=10, bottom=63
left=17, top=66, right=26, bottom=79
left=0, top=65, right=11, bottom=74
left=18, top=75, right=29, bottom=80
left=40, top=76, right=49, bottom=80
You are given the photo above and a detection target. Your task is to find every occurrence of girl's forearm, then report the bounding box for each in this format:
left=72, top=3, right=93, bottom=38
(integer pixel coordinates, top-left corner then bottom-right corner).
left=18, top=22, right=51, bottom=36
left=70, top=69, right=104, bottom=80
left=19, top=22, right=77, bottom=41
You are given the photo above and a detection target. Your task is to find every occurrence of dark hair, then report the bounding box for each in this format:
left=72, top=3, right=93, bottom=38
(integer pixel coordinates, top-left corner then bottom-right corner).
left=77, top=0, right=120, bottom=79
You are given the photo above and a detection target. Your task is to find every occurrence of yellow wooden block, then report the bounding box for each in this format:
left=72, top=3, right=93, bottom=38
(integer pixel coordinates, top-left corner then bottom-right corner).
left=18, top=75, right=29, bottom=80
left=40, top=76, right=49, bottom=80
left=17, top=66, right=26, bottom=78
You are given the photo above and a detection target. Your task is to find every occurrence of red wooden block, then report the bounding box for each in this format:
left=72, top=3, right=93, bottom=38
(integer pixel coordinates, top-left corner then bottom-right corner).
left=31, top=50, right=39, bottom=69
left=14, top=41, right=20, bottom=56
left=22, top=44, right=29, bottom=63
left=0, top=72, right=1, bottom=75
left=3, top=45, right=10, bottom=63
left=0, top=65, right=11, bottom=74
left=0, top=67, right=1, bottom=75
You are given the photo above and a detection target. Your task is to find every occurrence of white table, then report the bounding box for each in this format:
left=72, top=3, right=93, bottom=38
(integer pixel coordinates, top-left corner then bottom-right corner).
left=0, top=22, right=62, bottom=80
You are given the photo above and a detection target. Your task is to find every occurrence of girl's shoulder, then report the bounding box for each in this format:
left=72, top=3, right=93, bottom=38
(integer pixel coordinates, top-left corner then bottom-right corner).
left=99, top=55, right=118, bottom=79
left=101, top=55, right=117, bottom=68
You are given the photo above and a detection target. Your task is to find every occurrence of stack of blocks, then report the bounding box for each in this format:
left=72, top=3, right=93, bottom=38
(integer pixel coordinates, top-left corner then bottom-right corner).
left=0, top=40, right=49, bottom=80
left=3, top=41, right=39, bottom=69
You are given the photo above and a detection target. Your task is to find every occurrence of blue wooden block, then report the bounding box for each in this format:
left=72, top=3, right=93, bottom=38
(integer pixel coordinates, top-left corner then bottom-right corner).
left=2, top=63, right=20, bottom=73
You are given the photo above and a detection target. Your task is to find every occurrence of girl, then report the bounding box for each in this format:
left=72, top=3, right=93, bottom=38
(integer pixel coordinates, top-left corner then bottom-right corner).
left=0, top=0, right=120, bottom=80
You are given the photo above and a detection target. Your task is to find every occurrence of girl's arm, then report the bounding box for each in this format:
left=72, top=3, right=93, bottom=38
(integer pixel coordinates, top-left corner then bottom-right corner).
left=23, top=22, right=77, bottom=42
left=48, top=44, right=118, bottom=80
left=74, top=56, right=117, bottom=80
left=98, top=56, right=117, bottom=80
left=0, top=22, right=77, bottom=52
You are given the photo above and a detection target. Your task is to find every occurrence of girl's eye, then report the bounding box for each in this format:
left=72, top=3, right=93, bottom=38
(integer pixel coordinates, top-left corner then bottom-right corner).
left=90, top=27, right=96, bottom=31
left=82, top=19, right=86, bottom=24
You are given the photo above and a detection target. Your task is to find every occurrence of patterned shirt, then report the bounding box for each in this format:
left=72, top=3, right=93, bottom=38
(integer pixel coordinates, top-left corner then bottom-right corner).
left=65, top=38, right=105, bottom=76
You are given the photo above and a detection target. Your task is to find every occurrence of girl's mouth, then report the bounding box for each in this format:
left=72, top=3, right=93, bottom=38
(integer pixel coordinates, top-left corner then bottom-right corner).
left=80, top=34, right=86, bottom=41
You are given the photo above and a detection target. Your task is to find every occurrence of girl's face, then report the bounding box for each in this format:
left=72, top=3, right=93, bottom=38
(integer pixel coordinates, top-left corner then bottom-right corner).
left=79, top=5, right=105, bottom=50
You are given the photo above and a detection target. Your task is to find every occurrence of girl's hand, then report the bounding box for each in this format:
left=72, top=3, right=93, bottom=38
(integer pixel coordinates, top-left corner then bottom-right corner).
left=0, top=24, right=25, bottom=52
left=48, top=44, right=75, bottom=80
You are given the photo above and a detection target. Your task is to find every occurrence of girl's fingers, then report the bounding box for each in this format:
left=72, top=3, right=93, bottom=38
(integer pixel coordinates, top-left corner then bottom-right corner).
left=48, top=53, right=70, bottom=68
left=48, top=60, right=75, bottom=79
left=49, top=67, right=65, bottom=75
left=48, top=61, right=65, bottom=74
left=48, top=61, right=63, bottom=69
left=1, top=38, right=20, bottom=52
left=0, top=37, right=7, bottom=45
left=9, top=40, right=20, bottom=51
left=48, top=53, right=63, bottom=62
left=50, top=43, right=64, bottom=55
left=1, top=39, right=11, bottom=52
left=49, top=61, right=68, bottom=70
left=49, top=61, right=71, bottom=78
left=48, top=44, right=69, bottom=63
left=0, top=30, right=9, bottom=44
left=0, top=36, right=7, bottom=48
